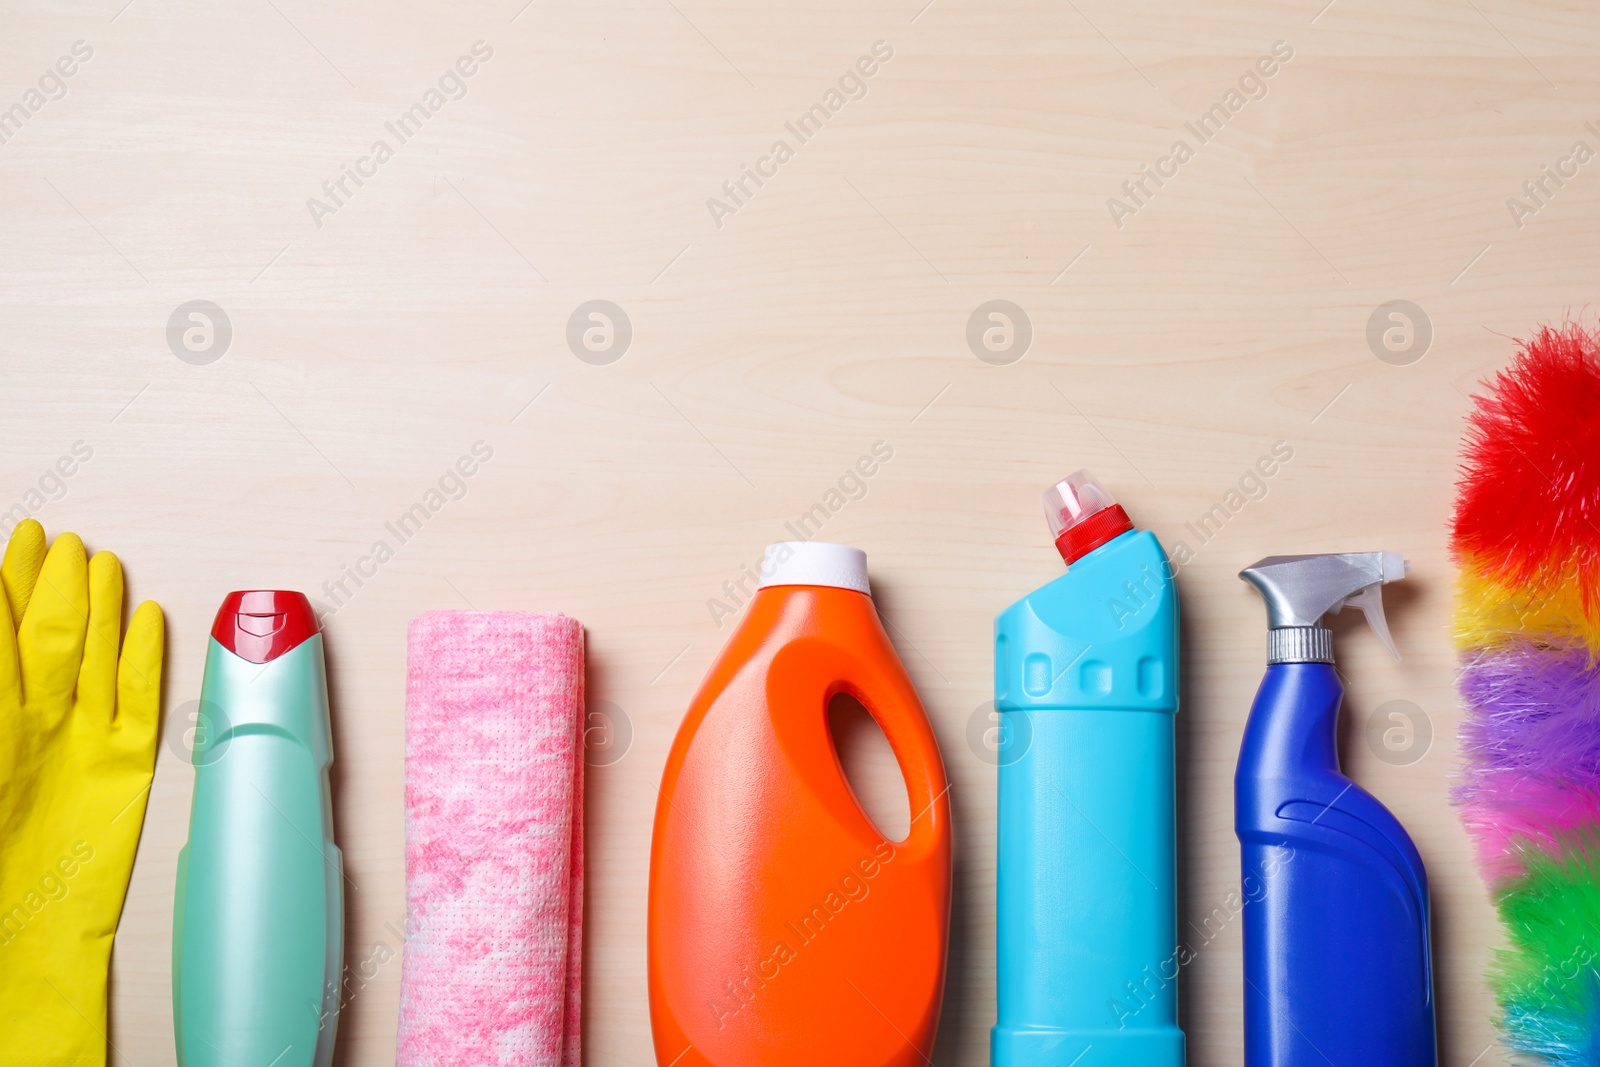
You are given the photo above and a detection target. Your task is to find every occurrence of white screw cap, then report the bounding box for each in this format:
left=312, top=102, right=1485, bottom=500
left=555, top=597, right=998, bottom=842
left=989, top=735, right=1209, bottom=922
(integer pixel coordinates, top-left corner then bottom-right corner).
left=757, top=542, right=870, bottom=594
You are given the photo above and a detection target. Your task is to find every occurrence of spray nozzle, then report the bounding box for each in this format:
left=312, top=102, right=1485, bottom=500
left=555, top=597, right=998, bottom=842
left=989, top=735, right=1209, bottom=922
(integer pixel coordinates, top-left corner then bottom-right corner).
left=1239, top=552, right=1407, bottom=664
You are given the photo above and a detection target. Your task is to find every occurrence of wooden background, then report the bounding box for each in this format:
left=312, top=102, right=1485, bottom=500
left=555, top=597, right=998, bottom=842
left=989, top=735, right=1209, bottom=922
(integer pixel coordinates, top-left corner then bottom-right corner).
left=5, top=0, right=1599, bottom=1063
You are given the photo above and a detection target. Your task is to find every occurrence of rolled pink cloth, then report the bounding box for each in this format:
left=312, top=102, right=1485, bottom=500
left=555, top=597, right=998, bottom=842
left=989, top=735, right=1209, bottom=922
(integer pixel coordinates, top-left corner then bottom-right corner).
left=398, top=611, right=584, bottom=1067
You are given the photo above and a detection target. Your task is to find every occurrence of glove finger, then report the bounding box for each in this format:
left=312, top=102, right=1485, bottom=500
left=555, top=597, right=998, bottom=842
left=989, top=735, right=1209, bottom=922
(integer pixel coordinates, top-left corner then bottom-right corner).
left=114, top=599, right=163, bottom=751
left=0, top=582, right=21, bottom=717
left=78, top=551, right=124, bottom=721
left=19, top=532, right=90, bottom=707
left=2, top=518, right=46, bottom=627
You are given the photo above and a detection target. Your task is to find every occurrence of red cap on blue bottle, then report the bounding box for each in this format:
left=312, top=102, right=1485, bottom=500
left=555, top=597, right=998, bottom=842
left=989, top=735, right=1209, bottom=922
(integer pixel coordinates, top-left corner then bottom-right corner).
left=211, top=590, right=320, bottom=663
left=1042, top=470, right=1133, bottom=564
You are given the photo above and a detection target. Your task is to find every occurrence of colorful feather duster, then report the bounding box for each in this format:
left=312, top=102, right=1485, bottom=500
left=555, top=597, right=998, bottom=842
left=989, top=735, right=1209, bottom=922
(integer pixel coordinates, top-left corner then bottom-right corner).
left=1454, top=323, right=1600, bottom=1065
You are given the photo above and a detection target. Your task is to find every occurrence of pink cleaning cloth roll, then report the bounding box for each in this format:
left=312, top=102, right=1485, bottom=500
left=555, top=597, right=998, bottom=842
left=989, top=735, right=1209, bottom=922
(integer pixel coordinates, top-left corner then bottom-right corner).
left=398, top=611, right=584, bottom=1067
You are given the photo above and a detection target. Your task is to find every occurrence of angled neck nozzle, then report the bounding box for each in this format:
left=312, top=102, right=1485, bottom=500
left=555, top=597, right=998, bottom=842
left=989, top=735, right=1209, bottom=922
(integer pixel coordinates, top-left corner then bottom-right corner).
left=1042, top=469, right=1134, bottom=564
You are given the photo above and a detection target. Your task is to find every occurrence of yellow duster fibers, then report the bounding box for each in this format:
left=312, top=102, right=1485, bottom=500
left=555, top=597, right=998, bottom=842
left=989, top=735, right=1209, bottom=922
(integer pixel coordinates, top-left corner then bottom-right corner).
left=1454, top=563, right=1600, bottom=657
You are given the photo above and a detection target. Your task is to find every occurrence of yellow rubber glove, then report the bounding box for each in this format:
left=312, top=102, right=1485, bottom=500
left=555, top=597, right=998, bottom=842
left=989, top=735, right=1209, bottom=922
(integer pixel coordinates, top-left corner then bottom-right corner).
left=0, top=520, right=163, bottom=1067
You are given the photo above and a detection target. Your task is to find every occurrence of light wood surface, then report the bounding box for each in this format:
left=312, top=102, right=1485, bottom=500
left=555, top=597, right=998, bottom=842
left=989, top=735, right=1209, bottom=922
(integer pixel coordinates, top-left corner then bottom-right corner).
left=6, top=0, right=1600, bottom=1063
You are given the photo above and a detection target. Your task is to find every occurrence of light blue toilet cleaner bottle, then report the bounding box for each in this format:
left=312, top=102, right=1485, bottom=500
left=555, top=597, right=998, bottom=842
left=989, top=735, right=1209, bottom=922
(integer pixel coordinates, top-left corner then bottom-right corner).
left=992, top=471, right=1184, bottom=1067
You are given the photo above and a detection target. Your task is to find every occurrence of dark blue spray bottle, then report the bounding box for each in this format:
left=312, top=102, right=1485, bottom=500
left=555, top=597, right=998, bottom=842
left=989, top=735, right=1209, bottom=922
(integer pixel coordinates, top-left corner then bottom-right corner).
left=1236, top=553, right=1436, bottom=1067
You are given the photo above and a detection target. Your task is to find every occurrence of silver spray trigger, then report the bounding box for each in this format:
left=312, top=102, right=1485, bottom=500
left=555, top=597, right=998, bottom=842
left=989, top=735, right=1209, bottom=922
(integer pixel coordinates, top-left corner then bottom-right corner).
left=1239, top=552, right=1407, bottom=664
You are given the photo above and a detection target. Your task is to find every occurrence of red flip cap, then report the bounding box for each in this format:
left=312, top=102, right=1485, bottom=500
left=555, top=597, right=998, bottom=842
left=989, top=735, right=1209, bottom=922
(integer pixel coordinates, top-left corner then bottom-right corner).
left=1054, top=503, right=1133, bottom=564
left=1042, top=470, right=1135, bottom=565
left=211, top=590, right=320, bottom=663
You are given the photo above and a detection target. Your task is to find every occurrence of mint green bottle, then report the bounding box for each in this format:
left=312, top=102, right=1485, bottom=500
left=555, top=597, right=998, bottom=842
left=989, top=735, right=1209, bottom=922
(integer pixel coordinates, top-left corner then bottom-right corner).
left=173, top=591, right=342, bottom=1067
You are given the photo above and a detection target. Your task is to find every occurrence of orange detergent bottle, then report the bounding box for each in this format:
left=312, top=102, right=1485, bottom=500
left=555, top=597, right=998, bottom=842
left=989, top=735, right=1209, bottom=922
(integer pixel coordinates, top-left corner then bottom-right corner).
left=649, top=541, right=953, bottom=1067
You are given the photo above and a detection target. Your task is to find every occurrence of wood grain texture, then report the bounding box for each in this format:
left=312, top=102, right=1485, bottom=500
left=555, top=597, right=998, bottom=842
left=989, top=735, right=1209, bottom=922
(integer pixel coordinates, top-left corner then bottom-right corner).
left=4, top=0, right=1598, bottom=1063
